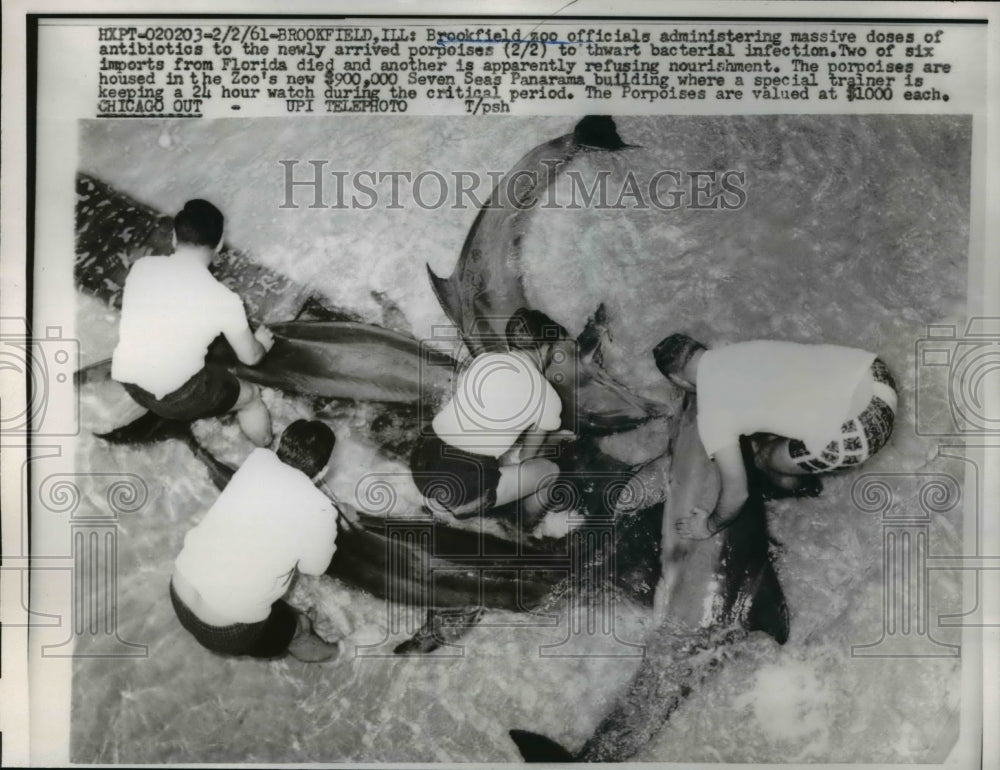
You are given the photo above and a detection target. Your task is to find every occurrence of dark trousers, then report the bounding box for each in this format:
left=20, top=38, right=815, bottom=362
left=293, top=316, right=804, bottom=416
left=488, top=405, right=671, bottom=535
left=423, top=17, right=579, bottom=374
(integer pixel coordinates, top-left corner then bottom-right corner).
left=169, top=581, right=297, bottom=659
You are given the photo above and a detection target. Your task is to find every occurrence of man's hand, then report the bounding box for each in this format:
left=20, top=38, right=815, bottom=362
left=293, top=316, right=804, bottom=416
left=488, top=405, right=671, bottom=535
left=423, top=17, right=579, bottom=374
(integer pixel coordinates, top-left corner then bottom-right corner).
left=254, top=324, right=275, bottom=352
left=338, top=502, right=361, bottom=526
left=334, top=501, right=361, bottom=534
left=675, top=506, right=716, bottom=540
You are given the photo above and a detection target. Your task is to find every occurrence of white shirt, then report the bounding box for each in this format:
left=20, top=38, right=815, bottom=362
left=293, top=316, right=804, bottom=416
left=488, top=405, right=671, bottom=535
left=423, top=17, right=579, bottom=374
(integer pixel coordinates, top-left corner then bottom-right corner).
left=111, top=248, right=251, bottom=397
left=173, top=449, right=338, bottom=623
left=696, top=341, right=876, bottom=457
left=432, top=350, right=562, bottom=457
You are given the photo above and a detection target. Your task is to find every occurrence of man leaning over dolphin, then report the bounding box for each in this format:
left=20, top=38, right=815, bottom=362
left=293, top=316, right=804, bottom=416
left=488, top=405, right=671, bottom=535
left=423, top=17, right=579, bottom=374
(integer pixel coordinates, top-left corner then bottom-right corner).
left=410, top=308, right=574, bottom=530
left=653, top=333, right=897, bottom=539
left=111, top=198, right=275, bottom=446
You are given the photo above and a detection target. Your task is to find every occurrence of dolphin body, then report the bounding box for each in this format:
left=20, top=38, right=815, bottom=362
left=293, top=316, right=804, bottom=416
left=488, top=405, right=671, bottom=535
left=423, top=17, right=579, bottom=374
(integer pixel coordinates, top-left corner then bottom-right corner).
left=427, top=115, right=668, bottom=434
left=75, top=118, right=661, bottom=430
left=73, top=119, right=671, bottom=498
left=75, top=172, right=453, bottom=407
left=121, top=428, right=570, bottom=614
left=74, top=120, right=788, bottom=693
left=70, top=123, right=669, bottom=629
left=427, top=115, right=628, bottom=352
left=76, top=321, right=454, bottom=409
left=229, top=320, right=454, bottom=406
left=509, top=401, right=789, bottom=762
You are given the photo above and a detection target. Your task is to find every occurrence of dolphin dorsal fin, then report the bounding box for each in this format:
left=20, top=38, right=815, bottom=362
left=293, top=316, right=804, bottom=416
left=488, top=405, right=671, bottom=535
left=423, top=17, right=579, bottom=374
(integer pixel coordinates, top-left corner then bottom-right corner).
left=576, top=303, right=612, bottom=366
left=573, top=116, right=628, bottom=150
left=426, top=263, right=463, bottom=330
left=509, top=729, right=575, bottom=762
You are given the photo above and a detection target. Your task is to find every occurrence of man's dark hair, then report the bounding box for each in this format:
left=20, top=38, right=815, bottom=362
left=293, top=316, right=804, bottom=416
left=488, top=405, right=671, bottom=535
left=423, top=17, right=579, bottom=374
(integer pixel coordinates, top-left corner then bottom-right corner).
left=276, top=420, right=336, bottom=479
left=652, top=333, right=706, bottom=378
left=173, top=199, right=224, bottom=248
left=505, top=307, right=569, bottom=350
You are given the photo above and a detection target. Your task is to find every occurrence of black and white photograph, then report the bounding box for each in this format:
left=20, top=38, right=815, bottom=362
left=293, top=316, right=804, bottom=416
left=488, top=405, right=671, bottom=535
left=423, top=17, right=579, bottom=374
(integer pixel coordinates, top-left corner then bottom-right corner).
left=65, top=109, right=969, bottom=762
left=2, top=3, right=998, bottom=767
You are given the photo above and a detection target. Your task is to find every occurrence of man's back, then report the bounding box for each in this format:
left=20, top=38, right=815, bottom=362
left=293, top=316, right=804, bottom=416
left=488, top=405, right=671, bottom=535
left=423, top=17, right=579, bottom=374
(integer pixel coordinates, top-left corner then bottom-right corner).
left=112, top=250, right=247, bottom=397
left=696, top=341, right=877, bottom=456
left=174, top=448, right=338, bottom=624
left=432, top=350, right=562, bottom=457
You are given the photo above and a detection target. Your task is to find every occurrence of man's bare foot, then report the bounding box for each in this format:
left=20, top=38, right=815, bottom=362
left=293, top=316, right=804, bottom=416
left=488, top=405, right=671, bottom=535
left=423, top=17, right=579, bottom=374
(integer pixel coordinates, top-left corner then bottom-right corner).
left=288, top=613, right=341, bottom=662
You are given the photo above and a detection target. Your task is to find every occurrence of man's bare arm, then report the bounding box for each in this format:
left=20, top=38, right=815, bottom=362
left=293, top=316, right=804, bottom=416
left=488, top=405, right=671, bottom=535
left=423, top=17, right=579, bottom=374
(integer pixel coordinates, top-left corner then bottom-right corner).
left=707, top=442, right=749, bottom=531
left=675, top=442, right=748, bottom=540
left=226, top=324, right=273, bottom=366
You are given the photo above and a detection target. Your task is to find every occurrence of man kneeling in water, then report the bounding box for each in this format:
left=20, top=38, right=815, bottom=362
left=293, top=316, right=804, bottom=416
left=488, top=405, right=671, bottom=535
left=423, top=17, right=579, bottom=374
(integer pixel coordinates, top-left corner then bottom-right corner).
left=653, top=334, right=897, bottom=540
left=171, top=420, right=341, bottom=662
left=410, top=309, right=572, bottom=530
left=112, top=198, right=274, bottom=447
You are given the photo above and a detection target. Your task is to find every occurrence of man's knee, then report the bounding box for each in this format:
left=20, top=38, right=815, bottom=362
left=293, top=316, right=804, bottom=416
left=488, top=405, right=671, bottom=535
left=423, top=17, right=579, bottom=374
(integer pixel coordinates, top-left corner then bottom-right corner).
left=233, top=380, right=262, bottom=410
left=533, top=458, right=560, bottom=487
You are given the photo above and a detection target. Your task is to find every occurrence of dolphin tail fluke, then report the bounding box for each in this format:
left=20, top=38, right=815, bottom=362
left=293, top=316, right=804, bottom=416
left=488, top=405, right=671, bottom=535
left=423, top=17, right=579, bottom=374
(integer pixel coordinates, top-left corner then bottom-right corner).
left=509, top=730, right=576, bottom=762
left=183, top=437, right=236, bottom=492
left=576, top=303, right=610, bottom=365
left=426, top=263, right=463, bottom=328
left=96, top=411, right=191, bottom=445
left=96, top=412, right=236, bottom=491
left=746, top=561, right=790, bottom=645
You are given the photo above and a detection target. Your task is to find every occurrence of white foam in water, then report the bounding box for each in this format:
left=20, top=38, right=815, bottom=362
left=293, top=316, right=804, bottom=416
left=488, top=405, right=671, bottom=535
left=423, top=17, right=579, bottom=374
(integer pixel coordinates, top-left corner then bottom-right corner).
left=733, top=660, right=832, bottom=751
left=73, top=116, right=968, bottom=763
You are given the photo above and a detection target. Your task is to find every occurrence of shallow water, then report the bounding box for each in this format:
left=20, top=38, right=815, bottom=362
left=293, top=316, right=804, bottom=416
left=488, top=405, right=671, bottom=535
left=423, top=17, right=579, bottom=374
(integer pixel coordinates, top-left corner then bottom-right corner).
left=72, top=115, right=967, bottom=762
